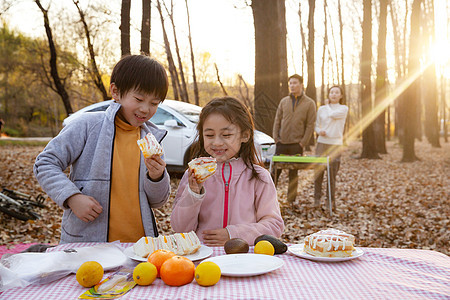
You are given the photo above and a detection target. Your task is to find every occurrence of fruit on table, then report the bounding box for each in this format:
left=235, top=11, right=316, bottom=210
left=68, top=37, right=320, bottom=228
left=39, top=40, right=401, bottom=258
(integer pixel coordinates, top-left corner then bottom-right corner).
left=147, top=249, right=176, bottom=277
left=194, top=261, right=221, bottom=287
left=76, top=261, right=104, bottom=288
left=254, top=240, right=275, bottom=256
left=160, top=255, right=195, bottom=286
left=254, top=234, right=288, bottom=254
left=133, top=262, right=157, bottom=286
left=224, top=238, right=249, bottom=254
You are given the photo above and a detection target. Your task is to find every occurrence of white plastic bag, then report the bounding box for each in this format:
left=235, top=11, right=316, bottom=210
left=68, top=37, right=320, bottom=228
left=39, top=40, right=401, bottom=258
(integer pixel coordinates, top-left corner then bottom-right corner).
left=0, top=243, right=127, bottom=292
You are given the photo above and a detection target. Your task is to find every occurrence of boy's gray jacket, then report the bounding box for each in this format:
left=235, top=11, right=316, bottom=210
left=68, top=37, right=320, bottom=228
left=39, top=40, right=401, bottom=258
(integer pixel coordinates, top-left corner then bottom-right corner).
left=34, top=102, right=170, bottom=244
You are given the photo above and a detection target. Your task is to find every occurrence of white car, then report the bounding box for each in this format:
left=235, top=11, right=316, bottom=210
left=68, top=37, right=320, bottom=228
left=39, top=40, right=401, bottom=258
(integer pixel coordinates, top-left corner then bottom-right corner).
left=63, top=100, right=276, bottom=172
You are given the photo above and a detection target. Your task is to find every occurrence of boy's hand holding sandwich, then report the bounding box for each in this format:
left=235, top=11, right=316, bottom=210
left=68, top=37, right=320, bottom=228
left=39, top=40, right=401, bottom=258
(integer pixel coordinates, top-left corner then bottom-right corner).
left=138, top=133, right=166, bottom=181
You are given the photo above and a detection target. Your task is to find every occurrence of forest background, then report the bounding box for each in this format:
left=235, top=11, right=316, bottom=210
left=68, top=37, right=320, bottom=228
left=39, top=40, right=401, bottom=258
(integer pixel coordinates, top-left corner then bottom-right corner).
left=0, top=0, right=448, bottom=253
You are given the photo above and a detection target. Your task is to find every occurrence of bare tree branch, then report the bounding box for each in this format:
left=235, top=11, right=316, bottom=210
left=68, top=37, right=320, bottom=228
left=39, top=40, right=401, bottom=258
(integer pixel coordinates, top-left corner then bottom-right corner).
left=214, top=63, right=227, bottom=96
left=72, top=0, right=108, bottom=100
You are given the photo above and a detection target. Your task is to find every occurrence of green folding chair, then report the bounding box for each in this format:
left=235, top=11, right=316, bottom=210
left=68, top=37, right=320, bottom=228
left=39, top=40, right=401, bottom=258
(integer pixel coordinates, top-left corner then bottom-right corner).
left=269, top=155, right=333, bottom=216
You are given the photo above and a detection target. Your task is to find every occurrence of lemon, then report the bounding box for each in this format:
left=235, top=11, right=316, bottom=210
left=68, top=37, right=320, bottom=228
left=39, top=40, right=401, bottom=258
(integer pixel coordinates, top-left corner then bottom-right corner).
left=254, top=240, right=275, bottom=255
left=76, top=261, right=104, bottom=288
left=133, top=262, right=157, bottom=286
left=194, top=261, right=221, bottom=286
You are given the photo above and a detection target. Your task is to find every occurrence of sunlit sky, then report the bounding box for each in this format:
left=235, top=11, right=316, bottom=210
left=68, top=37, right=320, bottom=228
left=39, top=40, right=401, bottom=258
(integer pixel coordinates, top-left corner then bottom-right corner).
left=3, top=0, right=449, bottom=86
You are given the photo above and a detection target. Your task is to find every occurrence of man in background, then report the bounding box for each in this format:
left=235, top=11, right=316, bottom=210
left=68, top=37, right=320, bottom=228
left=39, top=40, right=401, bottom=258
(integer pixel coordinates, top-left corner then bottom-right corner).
left=272, top=74, right=316, bottom=204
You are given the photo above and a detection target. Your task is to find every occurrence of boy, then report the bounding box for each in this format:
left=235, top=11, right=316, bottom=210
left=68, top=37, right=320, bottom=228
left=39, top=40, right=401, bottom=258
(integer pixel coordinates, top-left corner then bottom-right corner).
left=34, top=55, right=170, bottom=244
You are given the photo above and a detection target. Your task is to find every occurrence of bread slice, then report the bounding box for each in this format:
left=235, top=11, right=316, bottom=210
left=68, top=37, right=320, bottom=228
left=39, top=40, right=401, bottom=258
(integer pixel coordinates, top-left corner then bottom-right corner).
left=133, top=231, right=201, bottom=257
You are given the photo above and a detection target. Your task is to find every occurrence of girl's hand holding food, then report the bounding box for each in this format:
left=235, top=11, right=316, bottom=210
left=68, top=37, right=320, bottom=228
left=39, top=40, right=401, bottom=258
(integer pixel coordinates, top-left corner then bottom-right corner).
left=188, top=169, right=204, bottom=194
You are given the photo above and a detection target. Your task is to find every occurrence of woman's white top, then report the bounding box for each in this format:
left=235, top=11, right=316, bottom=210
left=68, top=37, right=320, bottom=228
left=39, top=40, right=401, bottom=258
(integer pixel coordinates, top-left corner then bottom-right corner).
left=315, top=103, right=348, bottom=145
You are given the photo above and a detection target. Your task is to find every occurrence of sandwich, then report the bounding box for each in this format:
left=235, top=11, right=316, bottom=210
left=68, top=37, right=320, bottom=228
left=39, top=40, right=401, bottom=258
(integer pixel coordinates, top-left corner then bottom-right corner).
left=133, top=231, right=202, bottom=257
left=188, top=157, right=217, bottom=183
left=137, top=133, right=163, bottom=158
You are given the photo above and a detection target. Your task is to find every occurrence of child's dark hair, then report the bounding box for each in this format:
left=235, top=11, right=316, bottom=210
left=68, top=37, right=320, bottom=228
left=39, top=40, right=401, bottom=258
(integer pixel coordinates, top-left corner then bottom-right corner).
left=110, top=55, right=168, bottom=101
left=192, top=97, right=263, bottom=180
left=328, top=85, right=345, bottom=104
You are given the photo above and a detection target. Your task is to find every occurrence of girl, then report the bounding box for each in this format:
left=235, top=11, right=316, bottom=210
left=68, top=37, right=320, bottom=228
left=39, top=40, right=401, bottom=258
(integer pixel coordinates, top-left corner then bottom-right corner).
left=171, top=97, right=284, bottom=246
left=314, top=85, right=348, bottom=210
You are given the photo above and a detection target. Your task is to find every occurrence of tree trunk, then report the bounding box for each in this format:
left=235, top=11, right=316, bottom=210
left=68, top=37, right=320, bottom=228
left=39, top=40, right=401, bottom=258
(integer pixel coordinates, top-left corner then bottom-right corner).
left=156, top=0, right=180, bottom=100
left=121, top=0, right=131, bottom=56
left=389, top=1, right=402, bottom=139
left=73, top=0, right=108, bottom=101
left=298, top=2, right=308, bottom=77
left=164, top=0, right=189, bottom=102
left=338, top=0, right=347, bottom=97
left=402, top=0, right=408, bottom=78
left=360, top=0, right=380, bottom=159
left=387, top=105, right=391, bottom=140
left=326, top=3, right=339, bottom=86
left=423, top=0, right=440, bottom=147
left=401, top=0, right=421, bottom=162
left=251, top=0, right=288, bottom=136
left=374, top=0, right=388, bottom=154
left=306, top=0, right=316, bottom=101
left=338, top=0, right=349, bottom=143
left=185, top=0, right=199, bottom=105
left=140, top=0, right=151, bottom=56
left=338, top=0, right=345, bottom=99
left=320, top=0, right=328, bottom=105
left=389, top=1, right=403, bottom=79
left=35, top=0, right=72, bottom=115
left=441, top=74, right=448, bottom=142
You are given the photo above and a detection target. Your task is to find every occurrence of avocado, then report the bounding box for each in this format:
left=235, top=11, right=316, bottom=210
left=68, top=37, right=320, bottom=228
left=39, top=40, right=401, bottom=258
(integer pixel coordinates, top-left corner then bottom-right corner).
left=254, top=235, right=287, bottom=254
left=224, top=238, right=249, bottom=254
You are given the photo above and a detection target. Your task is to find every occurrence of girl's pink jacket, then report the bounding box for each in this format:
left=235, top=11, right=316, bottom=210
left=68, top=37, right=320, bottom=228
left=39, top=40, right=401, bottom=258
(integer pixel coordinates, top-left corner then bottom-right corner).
left=171, top=158, right=285, bottom=245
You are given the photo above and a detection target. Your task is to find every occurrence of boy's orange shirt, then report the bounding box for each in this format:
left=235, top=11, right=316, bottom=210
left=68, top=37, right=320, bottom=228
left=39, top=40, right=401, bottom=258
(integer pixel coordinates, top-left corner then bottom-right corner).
left=108, top=116, right=145, bottom=242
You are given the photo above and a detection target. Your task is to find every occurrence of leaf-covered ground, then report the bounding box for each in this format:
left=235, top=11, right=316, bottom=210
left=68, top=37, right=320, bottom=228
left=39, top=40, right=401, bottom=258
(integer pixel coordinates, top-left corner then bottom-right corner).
left=0, top=139, right=448, bottom=255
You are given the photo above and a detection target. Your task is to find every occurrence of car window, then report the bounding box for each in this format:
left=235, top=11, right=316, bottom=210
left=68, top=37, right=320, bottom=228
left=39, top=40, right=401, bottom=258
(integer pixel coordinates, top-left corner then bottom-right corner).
left=151, top=108, right=183, bottom=126
left=167, top=107, right=200, bottom=123
left=163, top=102, right=201, bottom=123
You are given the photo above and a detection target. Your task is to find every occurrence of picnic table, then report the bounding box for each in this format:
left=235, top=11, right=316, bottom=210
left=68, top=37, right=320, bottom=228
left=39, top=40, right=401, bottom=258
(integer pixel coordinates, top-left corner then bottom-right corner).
left=1, top=242, right=449, bottom=299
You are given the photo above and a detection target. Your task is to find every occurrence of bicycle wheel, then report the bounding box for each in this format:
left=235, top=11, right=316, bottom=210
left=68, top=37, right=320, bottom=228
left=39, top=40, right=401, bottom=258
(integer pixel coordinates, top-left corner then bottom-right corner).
left=0, top=205, right=31, bottom=221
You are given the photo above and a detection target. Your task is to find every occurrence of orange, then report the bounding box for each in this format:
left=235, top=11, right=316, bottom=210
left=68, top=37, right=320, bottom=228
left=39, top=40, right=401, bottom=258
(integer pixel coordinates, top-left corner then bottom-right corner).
left=147, top=249, right=176, bottom=277
left=160, top=255, right=195, bottom=286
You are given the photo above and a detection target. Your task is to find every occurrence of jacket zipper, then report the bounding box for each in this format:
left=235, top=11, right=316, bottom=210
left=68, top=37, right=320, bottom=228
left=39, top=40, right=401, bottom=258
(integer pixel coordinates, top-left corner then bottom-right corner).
left=106, top=123, right=116, bottom=242
left=221, top=162, right=232, bottom=228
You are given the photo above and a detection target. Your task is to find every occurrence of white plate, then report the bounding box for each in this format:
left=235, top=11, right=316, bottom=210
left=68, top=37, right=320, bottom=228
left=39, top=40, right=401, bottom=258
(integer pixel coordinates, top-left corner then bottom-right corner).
left=203, top=253, right=284, bottom=277
left=288, top=244, right=364, bottom=262
left=123, top=245, right=213, bottom=262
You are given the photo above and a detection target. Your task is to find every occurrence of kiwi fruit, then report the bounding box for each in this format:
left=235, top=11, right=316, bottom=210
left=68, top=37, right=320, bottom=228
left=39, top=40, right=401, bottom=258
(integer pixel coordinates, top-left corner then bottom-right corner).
left=224, top=238, right=249, bottom=254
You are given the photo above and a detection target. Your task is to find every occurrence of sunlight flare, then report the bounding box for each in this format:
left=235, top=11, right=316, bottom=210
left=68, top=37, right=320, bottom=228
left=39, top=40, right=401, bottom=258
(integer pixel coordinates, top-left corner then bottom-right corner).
left=297, top=58, right=434, bottom=185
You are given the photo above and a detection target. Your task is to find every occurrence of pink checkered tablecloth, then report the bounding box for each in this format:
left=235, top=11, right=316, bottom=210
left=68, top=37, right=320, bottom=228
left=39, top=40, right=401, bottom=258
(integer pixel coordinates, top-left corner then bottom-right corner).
left=1, top=243, right=449, bottom=299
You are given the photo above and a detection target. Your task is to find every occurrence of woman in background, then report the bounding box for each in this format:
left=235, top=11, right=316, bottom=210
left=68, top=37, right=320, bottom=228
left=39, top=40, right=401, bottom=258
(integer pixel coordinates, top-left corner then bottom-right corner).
left=314, top=86, right=348, bottom=210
